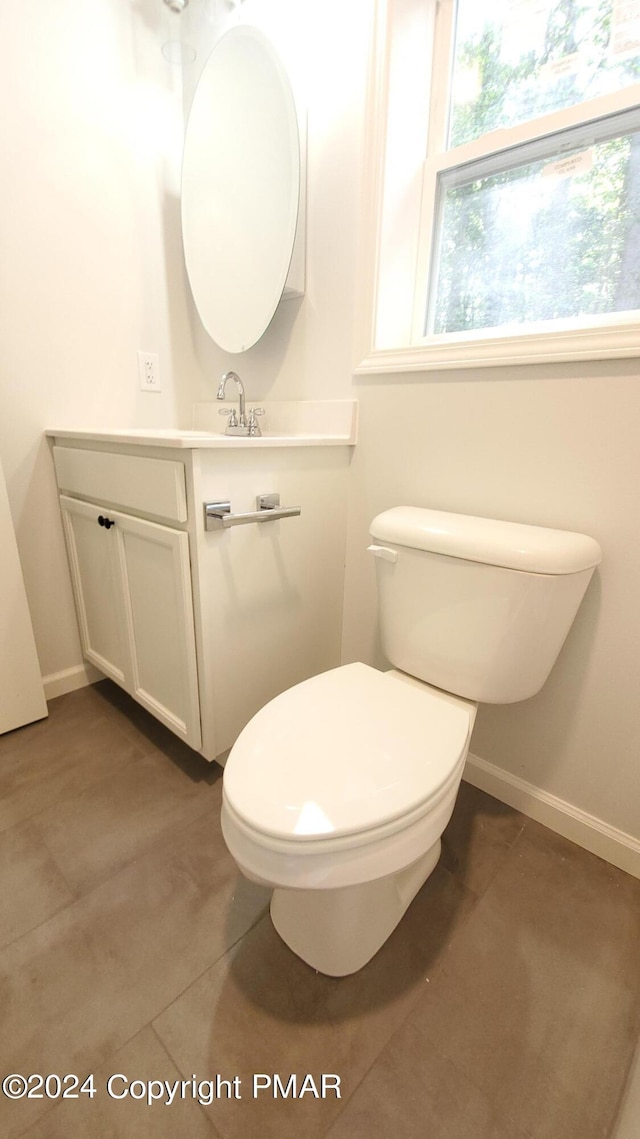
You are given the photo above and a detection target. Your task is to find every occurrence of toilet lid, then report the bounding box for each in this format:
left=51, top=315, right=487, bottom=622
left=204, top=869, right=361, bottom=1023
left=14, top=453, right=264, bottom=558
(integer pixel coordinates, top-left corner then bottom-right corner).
left=223, top=663, right=473, bottom=842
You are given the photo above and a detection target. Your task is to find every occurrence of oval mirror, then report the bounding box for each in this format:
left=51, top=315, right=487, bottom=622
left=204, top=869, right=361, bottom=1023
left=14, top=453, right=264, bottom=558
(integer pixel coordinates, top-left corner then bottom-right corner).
left=181, top=26, right=300, bottom=354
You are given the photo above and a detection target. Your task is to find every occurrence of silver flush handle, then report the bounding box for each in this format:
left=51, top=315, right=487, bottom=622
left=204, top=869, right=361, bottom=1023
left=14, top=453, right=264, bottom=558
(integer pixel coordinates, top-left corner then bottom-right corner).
left=367, top=544, right=398, bottom=564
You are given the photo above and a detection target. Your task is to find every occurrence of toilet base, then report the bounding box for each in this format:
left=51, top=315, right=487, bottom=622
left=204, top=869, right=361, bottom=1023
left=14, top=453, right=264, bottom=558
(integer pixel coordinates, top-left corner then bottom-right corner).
left=270, top=838, right=442, bottom=976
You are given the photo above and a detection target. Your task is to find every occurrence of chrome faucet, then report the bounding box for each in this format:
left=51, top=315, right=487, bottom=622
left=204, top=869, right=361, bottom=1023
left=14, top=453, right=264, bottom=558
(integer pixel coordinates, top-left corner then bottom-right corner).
left=216, top=371, right=264, bottom=437
left=217, top=370, right=246, bottom=426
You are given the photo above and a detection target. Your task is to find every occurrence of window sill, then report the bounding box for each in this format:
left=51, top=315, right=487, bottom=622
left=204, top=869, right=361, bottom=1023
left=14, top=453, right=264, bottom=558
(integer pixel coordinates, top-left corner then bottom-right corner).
left=354, top=319, right=640, bottom=375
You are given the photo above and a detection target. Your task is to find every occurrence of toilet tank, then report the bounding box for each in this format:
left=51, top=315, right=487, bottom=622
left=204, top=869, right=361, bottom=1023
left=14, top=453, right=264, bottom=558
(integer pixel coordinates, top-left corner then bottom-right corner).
left=369, top=507, right=601, bottom=704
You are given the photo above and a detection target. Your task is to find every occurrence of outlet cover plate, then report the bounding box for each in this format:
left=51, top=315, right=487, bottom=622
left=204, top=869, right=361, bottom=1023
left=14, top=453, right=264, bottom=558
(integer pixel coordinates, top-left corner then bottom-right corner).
left=138, top=351, right=162, bottom=392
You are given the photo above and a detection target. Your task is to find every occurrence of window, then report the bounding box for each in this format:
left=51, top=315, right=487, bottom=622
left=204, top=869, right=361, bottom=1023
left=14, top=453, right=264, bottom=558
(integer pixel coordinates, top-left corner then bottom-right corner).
left=355, top=0, right=640, bottom=372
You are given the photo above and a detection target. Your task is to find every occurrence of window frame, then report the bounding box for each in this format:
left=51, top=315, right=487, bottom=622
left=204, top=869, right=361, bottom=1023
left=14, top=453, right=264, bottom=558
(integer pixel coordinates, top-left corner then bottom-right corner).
left=354, top=0, right=640, bottom=375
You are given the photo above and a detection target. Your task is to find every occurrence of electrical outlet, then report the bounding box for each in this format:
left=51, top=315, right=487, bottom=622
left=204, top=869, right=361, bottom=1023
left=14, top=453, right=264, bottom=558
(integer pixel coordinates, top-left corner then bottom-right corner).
left=138, top=351, right=162, bottom=392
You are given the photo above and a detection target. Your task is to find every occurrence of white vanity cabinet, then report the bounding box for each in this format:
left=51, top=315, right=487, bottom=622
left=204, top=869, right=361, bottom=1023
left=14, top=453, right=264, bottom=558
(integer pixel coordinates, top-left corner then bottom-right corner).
left=48, top=421, right=354, bottom=765
left=54, top=448, right=201, bottom=750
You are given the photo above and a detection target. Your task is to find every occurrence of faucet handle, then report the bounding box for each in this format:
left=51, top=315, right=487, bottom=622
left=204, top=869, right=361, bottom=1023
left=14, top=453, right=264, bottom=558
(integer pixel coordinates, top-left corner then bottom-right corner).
left=247, top=407, right=264, bottom=436
left=218, top=407, right=238, bottom=426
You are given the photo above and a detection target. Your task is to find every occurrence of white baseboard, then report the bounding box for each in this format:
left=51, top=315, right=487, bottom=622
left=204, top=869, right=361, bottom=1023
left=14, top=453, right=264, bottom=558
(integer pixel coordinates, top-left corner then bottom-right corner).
left=42, top=662, right=104, bottom=701
left=464, top=752, right=640, bottom=881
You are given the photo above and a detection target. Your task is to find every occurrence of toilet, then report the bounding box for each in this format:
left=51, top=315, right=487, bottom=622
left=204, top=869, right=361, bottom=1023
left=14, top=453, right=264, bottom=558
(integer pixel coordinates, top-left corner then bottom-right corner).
left=221, top=506, right=601, bottom=976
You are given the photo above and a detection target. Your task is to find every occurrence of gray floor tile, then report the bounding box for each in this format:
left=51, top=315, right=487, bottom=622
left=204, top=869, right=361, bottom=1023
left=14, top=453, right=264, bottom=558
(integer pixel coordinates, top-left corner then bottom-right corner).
left=33, top=747, right=222, bottom=895
left=407, top=820, right=640, bottom=1139
left=16, top=1027, right=219, bottom=1139
left=3, top=684, right=640, bottom=1139
left=0, top=820, right=74, bottom=949
left=611, top=1040, right=640, bottom=1139
left=95, top=679, right=209, bottom=765
left=154, top=862, right=476, bottom=1139
left=0, top=806, right=268, bottom=1137
left=0, top=685, right=146, bottom=835
left=441, top=778, right=526, bottom=897
left=156, top=912, right=341, bottom=1139
left=326, top=1020, right=528, bottom=1139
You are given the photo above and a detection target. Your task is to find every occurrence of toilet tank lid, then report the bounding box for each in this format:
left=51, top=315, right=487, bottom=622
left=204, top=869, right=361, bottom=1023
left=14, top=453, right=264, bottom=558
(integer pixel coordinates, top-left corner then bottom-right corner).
left=369, top=507, right=602, bottom=575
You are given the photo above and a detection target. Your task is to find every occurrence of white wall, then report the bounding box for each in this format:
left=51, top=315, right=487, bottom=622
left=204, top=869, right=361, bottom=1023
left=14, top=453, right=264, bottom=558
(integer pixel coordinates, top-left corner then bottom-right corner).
left=0, top=0, right=204, bottom=680
left=178, top=0, right=370, bottom=406
left=0, top=0, right=368, bottom=685
left=341, top=368, right=640, bottom=856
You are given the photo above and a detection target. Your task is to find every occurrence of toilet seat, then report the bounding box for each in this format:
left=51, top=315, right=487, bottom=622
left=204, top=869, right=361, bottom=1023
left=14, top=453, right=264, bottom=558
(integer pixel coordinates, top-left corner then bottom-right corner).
left=223, top=662, right=475, bottom=845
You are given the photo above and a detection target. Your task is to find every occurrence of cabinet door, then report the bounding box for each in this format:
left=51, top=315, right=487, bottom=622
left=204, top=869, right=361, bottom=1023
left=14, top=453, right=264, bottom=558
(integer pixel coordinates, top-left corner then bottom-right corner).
left=60, top=496, right=132, bottom=688
left=115, top=511, right=201, bottom=750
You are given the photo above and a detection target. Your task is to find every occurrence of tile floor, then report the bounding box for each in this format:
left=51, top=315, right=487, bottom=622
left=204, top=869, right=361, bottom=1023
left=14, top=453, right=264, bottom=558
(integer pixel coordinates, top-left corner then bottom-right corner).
left=1, top=680, right=639, bottom=1139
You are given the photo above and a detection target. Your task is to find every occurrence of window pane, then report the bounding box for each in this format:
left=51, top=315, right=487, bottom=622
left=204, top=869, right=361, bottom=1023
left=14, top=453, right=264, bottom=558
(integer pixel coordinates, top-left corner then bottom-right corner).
left=429, top=129, right=640, bottom=335
left=450, top=0, right=640, bottom=148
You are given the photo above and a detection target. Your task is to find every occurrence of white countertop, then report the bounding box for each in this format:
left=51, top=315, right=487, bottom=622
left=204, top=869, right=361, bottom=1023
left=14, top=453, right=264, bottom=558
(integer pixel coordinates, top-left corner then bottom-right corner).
left=47, top=401, right=358, bottom=450
left=46, top=427, right=354, bottom=449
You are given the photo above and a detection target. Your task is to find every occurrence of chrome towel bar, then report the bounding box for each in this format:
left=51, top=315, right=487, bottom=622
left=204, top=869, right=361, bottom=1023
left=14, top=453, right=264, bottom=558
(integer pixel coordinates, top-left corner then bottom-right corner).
left=204, top=493, right=301, bottom=531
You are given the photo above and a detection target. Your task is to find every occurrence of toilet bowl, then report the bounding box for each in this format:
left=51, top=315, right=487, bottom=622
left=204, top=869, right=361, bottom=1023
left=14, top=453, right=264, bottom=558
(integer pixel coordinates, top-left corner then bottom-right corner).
left=222, top=663, right=476, bottom=975
left=221, top=506, right=601, bottom=976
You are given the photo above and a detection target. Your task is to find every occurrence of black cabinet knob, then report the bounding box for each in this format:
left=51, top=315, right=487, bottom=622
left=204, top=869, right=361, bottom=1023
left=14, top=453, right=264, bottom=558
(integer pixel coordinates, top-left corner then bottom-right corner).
left=98, top=515, right=105, bottom=527
left=97, top=515, right=114, bottom=529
